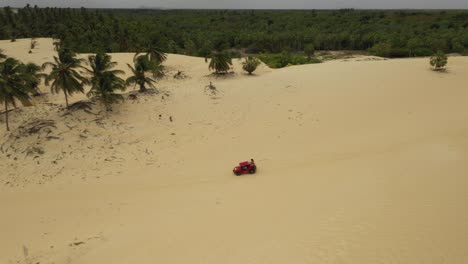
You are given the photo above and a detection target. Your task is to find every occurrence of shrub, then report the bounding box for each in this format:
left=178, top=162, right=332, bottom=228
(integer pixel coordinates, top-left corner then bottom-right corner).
left=30, top=39, right=37, bottom=49
left=242, top=56, right=261, bottom=75
left=370, top=43, right=414, bottom=58
left=304, top=44, right=315, bottom=59
left=430, top=51, right=448, bottom=71
left=257, top=53, right=322, bottom=69
left=369, top=43, right=392, bottom=57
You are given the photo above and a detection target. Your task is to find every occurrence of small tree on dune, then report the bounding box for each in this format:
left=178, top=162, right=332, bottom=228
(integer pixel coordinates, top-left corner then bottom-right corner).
left=0, top=58, right=36, bottom=131
left=430, top=51, right=448, bottom=71
left=209, top=51, right=232, bottom=74
left=126, top=55, right=158, bottom=93
left=30, top=39, right=38, bottom=50
left=42, top=49, right=88, bottom=108
left=242, top=56, right=261, bottom=75
left=86, top=53, right=126, bottom=111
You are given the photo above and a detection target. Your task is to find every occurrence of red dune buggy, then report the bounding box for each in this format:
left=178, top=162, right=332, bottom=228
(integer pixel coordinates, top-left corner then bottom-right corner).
left=233, top=161, right=257, bottom=176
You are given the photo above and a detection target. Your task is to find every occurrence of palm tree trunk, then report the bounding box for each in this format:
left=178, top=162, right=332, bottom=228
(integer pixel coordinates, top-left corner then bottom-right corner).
left=139, top=84, right=147, bottom=93
left=64, top=92, right=69, bottom=108
left=5, top=100, right=9, bottom=131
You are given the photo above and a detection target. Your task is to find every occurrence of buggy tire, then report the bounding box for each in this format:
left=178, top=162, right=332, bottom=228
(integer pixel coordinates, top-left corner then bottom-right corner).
left=249, top=169, right=256, bottom=174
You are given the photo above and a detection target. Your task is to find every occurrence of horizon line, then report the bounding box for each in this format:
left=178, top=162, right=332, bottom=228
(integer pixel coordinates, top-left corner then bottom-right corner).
left=1, top=6, right=468, bottom=11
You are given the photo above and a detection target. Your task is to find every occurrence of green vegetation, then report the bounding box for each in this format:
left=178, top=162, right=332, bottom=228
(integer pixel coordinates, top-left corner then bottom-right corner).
left=1, top=7, right=468, bottom=59
left=0, top=58, right=37, bottom=131
left=135, top=47, right=167, bottom=64
left=134, top=47, right=166, bottom=78
left=2, top=6, right=468, bottom=130
left=126, top=55, right=158, bottom=93
left=242, top=56, right=261, bottom=75
left=42, top=49, right=88, bottom=108
left=209, top=51, right=232, bottom=74
left=30, top=39, right=37, bottom=50
left=24, top=62, right=46, bottom=95
left=257, top=52, right=321, bottom=68
left=86, top=53, right=126, bottom=111
left=430, top=51, right=448, bottom=71
left=304, top=44, right=315, bottom=59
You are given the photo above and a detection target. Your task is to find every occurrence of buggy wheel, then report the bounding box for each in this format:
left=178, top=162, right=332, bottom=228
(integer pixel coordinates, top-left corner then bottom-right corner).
left=235, top=172, right=242, bottom=176
left=249, top=169, right=256, bottom=174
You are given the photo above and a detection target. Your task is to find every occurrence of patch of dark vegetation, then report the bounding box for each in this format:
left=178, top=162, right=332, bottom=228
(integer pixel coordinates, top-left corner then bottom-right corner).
left=258, top=53, right=322, bottom=68
left=2, top=7, right=467, bottom=58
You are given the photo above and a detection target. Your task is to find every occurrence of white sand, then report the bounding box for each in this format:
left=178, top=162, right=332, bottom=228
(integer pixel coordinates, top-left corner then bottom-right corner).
left=1, top=38, right=468, bottom=264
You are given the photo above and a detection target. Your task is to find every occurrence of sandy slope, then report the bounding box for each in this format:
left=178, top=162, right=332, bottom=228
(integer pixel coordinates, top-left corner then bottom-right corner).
left=1, top=38, right=468, bottom=264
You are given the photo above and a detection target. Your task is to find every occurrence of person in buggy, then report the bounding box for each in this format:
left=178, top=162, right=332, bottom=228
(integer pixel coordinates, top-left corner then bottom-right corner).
left=233, top=158, right=257, bottom=176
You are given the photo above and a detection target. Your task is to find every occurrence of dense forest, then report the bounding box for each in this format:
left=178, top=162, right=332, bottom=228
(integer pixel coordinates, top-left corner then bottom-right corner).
left=1, top=5, right=468, bottom=58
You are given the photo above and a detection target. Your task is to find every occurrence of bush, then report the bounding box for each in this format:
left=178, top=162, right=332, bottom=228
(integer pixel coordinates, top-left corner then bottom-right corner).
left=369, top=43, right=392, bottom=57
left=242, top=56, right=261, bottom=75
left=369, top=43, right=411, bottom=58
left=30, top=39, right=37, bottom=49
left=304, top=44, right=315, bottom=58
left=257, top=53, right=322, bottom=69
left=430, top=51, right=448, bottom=71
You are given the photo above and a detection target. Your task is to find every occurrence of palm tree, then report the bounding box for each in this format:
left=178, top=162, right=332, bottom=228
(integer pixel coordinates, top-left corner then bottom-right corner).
left=134, top=46, right=167, bottom=64
left=52, top=39, right=61, bottom=52
left=242, top=56, right=261, bottom=75
left=133, top=47, right=166, bottom=78
left=209, top=51, right=232, bottom=74
left=0, top=49, right=6, bottom=60
left=0, top=58, right=35, bottom=131
left=126, top=55, right=157, bottom=93
left=86, top=53, right=126, bottom=111
left=42, top=49, right=87, bottom=108
left=87, top=53, right=123, bottom=81
left=24, top=63, right=46, bottom=95
left=88, top=72, right=126, bottom=111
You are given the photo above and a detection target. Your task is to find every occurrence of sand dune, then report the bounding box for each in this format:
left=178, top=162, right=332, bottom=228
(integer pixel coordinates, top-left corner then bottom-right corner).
left=1, top=38, right=468, bottom=264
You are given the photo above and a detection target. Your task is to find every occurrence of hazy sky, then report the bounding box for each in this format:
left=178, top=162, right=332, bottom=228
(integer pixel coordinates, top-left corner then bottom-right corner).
left=2, top=0, right=468, bottom=9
